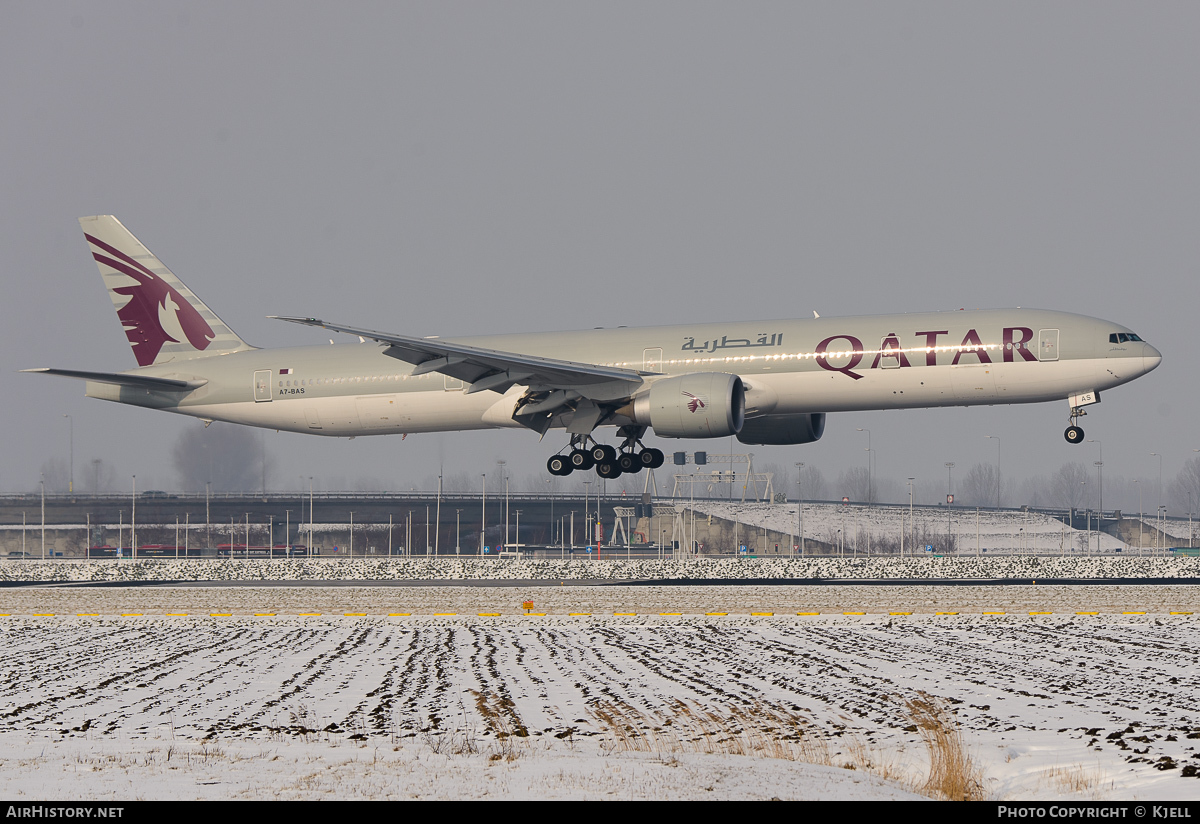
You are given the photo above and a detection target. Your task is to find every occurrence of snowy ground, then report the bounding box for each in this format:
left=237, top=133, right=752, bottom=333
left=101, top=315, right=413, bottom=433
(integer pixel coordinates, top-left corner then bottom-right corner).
left=2, top=593, right=1200, bottom=800
left=693, top=502, right=1143, bottom=554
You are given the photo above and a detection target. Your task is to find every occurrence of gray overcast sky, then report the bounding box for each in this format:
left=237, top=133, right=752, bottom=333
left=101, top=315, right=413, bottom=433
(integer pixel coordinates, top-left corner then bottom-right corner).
left=2, top=2, right=1197, bottom=502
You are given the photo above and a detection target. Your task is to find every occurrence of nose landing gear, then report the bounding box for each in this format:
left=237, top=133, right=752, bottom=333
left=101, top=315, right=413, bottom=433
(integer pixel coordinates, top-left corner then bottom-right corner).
left=1064, top=405, right=1087, bottom=444
left=546, top=427, right=665, bottom=478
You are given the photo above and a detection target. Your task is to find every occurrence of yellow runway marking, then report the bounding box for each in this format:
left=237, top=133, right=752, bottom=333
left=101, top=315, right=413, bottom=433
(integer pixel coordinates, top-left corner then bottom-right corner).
left=706, top=612, right=728, bottom=616
left=751, top=612, right=774, bottom=616
left=344, top=612, right=366, bottom=616
left=983, top=611, right=1006, bottom=615
left=935, top=612, right=959, bottom=616
left=1170, top=611, right=1193, bottom=615
left=433, top=613, right=458, bottom=616
left=890, top=612, right=912, bottom=616
left=478, top=613, right=501, bottom=617
left=1029, top=612, right=1053, bottom=615
left=613, top=612, right=637, bottom=616
left=797, top=612, right=820, bottom=616
left=568, top=613, right=590, bottom=616
left=120, top=613, right=143, bottom=617
left=843, top=612, right=865, bottom=616
left=388, top=613, right=411, bottom=616
left=255, top=613, right=276, bottom=617
left=77, top=613, right=99, bottom=617
left=1076, top=612, right=1099, bottom=615
left=659, top=612, right=682, bottom=616
left=210, top=613, right=232, bottom=617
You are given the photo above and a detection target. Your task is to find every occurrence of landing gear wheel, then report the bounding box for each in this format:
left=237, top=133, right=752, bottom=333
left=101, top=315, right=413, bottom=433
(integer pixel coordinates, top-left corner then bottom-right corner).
left=1065, top=425, right=1084, bottom=444
left=547, top=455, right=572, bottom=476
left=569, top=449, right=594, bottom=470
left=595, top=461, right=622, bottom=479
left=639, top=448, right=665, bottom=469
left=590, top=444, right=617, bottom=464
left=617, top=453, right=641, bottom=474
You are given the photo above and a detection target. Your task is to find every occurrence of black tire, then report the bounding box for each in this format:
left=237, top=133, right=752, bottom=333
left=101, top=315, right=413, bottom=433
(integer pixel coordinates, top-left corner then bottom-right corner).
left=595, top=461, right=622, bottom=479
left=547, top=455, right=571, bottom=476
left=1065, top=425, right=1084, bottom=444
left=618, top=453, right=640, bottom=473
left=590, top=444, right=617, bottom=464
left=640, top=448, right=665, bottom=469
left=570, top=449, right=594, bottom=470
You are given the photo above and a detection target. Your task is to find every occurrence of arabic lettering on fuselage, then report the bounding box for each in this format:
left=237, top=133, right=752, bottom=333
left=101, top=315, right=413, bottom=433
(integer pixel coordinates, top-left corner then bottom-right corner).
left=681, top=333, right=783, bottom=353
left=683, top=327, right=1040, bottom=380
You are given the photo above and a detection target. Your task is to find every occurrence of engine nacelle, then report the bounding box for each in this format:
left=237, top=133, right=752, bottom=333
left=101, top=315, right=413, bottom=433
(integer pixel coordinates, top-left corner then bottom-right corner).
left=736, top=413, right=826, bottom=446
left=629, top=373, right=746, bottom=439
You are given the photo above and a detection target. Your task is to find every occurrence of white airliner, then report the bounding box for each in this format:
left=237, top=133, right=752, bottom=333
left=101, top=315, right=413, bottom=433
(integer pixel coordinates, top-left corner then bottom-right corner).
left=26, top=216, right=1162, bottom=479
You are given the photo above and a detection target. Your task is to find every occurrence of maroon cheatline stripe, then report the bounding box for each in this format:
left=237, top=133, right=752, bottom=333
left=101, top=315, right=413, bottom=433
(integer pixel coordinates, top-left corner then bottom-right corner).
left=84, top=233, right=159, bottom=281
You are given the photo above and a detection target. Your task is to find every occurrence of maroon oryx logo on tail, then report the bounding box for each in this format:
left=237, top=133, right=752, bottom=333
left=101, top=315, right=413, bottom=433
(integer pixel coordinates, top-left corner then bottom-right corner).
left=85, top=233, right=215, bottom=366
left=683, top=391, right=706, bottom=413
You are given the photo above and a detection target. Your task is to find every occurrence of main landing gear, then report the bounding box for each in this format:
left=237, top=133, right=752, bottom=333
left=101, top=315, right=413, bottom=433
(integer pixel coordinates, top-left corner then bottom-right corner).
left=546, top=427, right=665, bottom=479
left=1064, top=406, right=1087, bottom=444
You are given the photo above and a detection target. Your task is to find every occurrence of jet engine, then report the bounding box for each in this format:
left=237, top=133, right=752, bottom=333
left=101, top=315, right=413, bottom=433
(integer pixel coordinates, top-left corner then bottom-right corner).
left=736, top=413, right=826, bottom=445
left=626, top=373, right=746, bottom=438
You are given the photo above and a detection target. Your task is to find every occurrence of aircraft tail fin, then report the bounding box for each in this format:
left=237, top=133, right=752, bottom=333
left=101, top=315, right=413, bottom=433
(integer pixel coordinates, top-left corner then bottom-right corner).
left=79, top=215, right=255, bottom=366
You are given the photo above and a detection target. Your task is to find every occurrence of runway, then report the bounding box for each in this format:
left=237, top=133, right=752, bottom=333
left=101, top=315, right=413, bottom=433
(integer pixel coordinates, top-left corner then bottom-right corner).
left=1, top=583, right=1197, bottom=615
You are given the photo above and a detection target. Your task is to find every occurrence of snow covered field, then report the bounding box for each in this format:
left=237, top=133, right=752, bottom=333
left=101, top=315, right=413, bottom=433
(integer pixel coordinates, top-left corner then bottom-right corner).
left=3, top=593, right=1200, bottom=800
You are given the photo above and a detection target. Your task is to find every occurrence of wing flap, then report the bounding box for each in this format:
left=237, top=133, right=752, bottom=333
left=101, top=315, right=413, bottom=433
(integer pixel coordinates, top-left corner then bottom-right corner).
left=274, top=316, right=644, bottom=398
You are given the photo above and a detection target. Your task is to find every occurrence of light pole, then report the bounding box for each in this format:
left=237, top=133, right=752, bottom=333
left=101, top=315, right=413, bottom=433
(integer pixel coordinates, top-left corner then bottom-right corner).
left=1134, top=478, right=1143, bottom=552
left=40, top=475, right=45, bottom=560
left=309, top=476, right=314, bottom=556
left=583, top=480, right=593, bottom=545
left=856, top=428, right=872, bottom=503
left=945, top=462, right=955, bottom=549
left=455, top=509, right=461, bottom=555
left=63, top=414, right=73, bottom=494
left=480, top=473, right=487, bottom=555
left=1151, top=452, right=1164, bottom=547
left=435, top=473, right=442, bottom=555
left=131, top=474, right=137, bottom=560
left=497, top=460, right=508, bottom=550
left=547, top=478, right=554, bottom=549
left=985, top=435, right=1000, bottom=510
left=906, top=478, right=915, bottom=558
left=794, top=462, right=805, bottom=556
left=1087, top=439, right=1103, bottom=515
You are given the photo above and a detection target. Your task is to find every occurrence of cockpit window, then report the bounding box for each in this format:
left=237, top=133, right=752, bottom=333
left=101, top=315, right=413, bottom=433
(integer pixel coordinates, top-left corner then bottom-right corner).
left=1109, top=333, right=1144, bottom=344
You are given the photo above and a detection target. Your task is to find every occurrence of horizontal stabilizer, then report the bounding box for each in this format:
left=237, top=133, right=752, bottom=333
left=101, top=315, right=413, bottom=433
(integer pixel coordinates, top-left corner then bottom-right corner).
left=21, top=368, right=207, bottom=391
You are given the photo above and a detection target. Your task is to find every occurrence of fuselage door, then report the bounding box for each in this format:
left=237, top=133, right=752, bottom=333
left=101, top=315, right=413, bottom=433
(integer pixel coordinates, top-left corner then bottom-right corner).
left=643, top=348, right=663, bottom=373
left=253, top=370, right=273, bottom=402
left=878, top=337, right=901, bottom=369
left=1038, top=329, right=1060, bottom=362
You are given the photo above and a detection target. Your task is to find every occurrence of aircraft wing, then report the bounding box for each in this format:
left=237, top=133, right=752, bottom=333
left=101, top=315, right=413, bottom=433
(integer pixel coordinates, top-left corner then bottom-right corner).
left=21, top=368, right=207, bottom=391
left=273, top=317, right=644, bottom=432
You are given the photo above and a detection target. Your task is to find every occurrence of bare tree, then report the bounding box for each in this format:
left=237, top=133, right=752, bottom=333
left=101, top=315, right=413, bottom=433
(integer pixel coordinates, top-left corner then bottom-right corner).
left=39, top=458, right=70, bottom=492
left=796, top=465, right=828, bottom=501
left=172, top=423, right=273, bottom=492
left=1050, top=462, right=1089, bottom=509
left=960, top=463, right=1002, bottom=508
left=1170, top=458, right=1200, bottom=515
left=83, top=458, right=116, bottom=493
left=837, top=466, right=871, bottom=503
